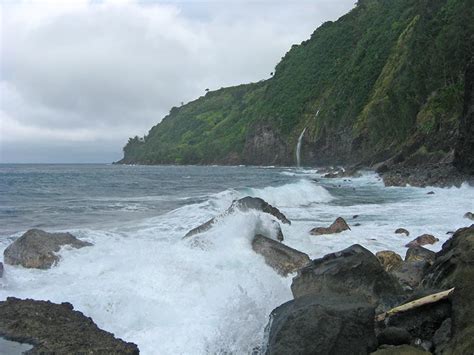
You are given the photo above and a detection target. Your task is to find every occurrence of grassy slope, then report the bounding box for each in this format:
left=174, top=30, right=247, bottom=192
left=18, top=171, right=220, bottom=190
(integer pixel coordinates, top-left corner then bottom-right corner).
left=121, top=0, right=473, bottom=165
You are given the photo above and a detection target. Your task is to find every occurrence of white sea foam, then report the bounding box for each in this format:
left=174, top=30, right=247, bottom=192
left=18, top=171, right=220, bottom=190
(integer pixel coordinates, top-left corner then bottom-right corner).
left=1, top=173, right=473, bottom=354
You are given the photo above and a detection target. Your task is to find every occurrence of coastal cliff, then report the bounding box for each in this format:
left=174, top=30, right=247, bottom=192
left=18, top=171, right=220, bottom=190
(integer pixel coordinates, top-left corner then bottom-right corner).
left=119, top=0, right=473, bottom=170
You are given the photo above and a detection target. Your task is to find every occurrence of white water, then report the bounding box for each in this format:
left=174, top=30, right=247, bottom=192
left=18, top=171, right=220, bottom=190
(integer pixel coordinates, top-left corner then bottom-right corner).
left=296, top=127, right=307, bottom=167
left=1, top=170, right=473, bottom=354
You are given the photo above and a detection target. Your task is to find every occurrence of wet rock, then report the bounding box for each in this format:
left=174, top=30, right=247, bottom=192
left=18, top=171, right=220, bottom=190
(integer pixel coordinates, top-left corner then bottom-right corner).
left=405, top=234, right=439, bottom=248
left=353, top=214, right=359, bottom=219
left=252, top=234, right=310, bottom=276
left=310, top=217, right=350, bottom=236
left=0, top=297, right=139, bottom=354
left=386, top=290, right=451, bottom=343
left=395, top=228, right=410, bottom=236
left=377, top=326, right=412, bottom=346
left=376, top=251, right=403, bottom=272
left=432, top=318, right=451, bottom=355
left=0, top=262, right=3, bottom=278
left=291, top=245, right=403, bottom=310
left=427, top=191, right=435, bottom=195
left=354, top=223, right=362, bottom=227
left=265, top=295, right=377, bottom=355
left=184, top=196, right=290, bottom=238
left=272, top=221, right=284, bottom=242
left=405, top=246, right=436, bottom=264
left=3, top=229, right=92, bottom=269
left=422, top=225, right=474, bottom=353
left=464, top=212, right=474, bottom=220
left=371, top=344, right=430, bottom=354
left=390, top=261, right=428, bottom=290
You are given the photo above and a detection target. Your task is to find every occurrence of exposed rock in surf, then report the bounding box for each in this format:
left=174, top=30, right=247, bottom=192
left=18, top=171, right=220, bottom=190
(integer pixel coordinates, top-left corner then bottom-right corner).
left=309, top=217, right=350, bottom=236
left=291, top=245, right=403, bottom=310
left=395, top=228, right=410, bottom=236
left=184, top=196, right=290, bottom=239
left=376, top=251, right=403, bottom=272
left=427, top=191, right=435, bottom=195
left=405, top=234, right=439, bottom=248
left=0, top=297, right=139, bottom=354
left=421, top=224, right=474, bottom=353
left=3, top=229, right=92, bottom=269
left=323, top=166, right=361, bottom=179
left=405, top=246, right=436, bottom=264
left=265, top=295, right=377, bottom=355
left=376, top=326, right=412, bottom=346
left=464, top=211, right=474, bottom=220
left=271, top=220, right=284, bottom=242
left=251, top=234, right=309, bottom=276
left=0, top=262, right=3, bottom=278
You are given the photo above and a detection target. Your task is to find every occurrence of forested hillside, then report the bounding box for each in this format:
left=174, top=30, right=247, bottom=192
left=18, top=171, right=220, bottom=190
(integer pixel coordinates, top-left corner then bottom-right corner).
left=119, top=0, right=473, bottom=167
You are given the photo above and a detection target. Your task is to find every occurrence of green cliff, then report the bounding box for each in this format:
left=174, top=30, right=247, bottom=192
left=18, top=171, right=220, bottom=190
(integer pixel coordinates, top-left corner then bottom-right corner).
left=120, top=0, right=473, bottom=166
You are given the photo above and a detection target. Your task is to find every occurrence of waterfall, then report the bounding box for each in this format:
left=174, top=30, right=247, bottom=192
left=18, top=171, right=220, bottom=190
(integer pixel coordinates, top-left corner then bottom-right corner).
left=296, top=127, right=306, bottom=167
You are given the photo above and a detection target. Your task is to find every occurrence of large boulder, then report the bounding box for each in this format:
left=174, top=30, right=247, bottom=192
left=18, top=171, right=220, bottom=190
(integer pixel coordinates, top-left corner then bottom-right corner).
left=405, top=234, right=439, bottom=248
left=376, top=251, right=403, bottom=272
left=265, top=295, right=377, bottom=355
left=252, top=234, right=310, bottom=276
left=422, top=225, right=474, bottom=353
left=291, top=245, right=403, bottom=311
left=310, top=217, right=350, bottom=236
left=4, top=229, right=92, bottom=269
left=0, top=297, right=139, bottom=354
left=405, top=246, right=436, bottom=264
left=390, top=261, right=428, bottom=290
left=184, top=196, right=290, bottom=238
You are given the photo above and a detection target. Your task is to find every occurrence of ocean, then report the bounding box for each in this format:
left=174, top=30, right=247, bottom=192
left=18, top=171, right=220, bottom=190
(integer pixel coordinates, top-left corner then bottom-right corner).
left=1, top=164, right=473, bottom=354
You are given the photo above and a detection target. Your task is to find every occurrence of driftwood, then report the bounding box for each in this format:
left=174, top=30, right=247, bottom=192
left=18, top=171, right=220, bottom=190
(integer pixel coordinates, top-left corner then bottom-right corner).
left=376, top=288, right=455, bottom=322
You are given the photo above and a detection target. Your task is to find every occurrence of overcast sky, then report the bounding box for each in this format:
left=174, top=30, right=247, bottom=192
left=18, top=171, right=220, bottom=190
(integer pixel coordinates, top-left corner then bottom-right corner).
left=0, top=0, right=354, bottom=163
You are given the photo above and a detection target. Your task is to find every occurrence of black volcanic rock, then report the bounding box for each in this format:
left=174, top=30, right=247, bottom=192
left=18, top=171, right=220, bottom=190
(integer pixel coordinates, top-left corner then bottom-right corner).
left=291, top=244, right=403, bottom=311
left=0, top=297, right=139, bottom=354
left=265, top=295, right=377, bottom=355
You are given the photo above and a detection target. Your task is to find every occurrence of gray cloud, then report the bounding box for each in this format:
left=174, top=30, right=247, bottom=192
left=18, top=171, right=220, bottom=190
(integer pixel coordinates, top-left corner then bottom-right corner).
left=0, top=0, right=354, bottom=163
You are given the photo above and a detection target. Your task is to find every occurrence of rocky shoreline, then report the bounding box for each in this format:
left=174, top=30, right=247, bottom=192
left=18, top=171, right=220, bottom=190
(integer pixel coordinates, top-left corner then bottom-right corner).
left=1, top=195, right=473, bottom=354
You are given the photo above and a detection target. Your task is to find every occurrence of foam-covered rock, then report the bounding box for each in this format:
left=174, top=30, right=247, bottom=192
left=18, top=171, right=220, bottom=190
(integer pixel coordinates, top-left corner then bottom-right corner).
left=4, top=229, right=92, bottom=269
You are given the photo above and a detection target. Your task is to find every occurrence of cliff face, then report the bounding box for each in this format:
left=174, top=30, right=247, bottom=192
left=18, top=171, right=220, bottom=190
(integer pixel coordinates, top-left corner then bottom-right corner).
left=454, top=58, right=474, bottom=174
left=120, top=0, right=473, bottom=169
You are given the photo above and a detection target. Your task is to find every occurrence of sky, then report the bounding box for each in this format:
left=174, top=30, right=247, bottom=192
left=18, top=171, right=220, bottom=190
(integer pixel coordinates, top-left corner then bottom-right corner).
left=0, top=0, right=355, bottom=163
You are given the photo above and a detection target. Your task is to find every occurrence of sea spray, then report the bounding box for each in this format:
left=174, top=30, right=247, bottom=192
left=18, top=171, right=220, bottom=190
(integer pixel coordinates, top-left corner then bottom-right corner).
left=296, top=127, right=307, bottom=167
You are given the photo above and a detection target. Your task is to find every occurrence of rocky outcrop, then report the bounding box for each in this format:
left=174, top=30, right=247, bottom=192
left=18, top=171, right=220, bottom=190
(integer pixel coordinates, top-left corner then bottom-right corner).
left=291, top=245, right=403, bottom=310
left=376, top=251, right=403, bottom=272
left=184, top=196, right=290, bottom=239
left=310, top=217, right=350, bottom=236
left=0, top=297, right=139, bottom=354
left=242, top=125, right=290, bottom=166
left=3, top=229, right=92, bottom=269
left=454, top=58, right=474, bottom=174
left=405, top=234, right=439, bottom=248
left=405, top=246, right=436, bottom=264
left=265, top=295, right=377, bottom=355
left=251, top=234, right=310, bottom=276
left=421, top=224, right=474, bottom=353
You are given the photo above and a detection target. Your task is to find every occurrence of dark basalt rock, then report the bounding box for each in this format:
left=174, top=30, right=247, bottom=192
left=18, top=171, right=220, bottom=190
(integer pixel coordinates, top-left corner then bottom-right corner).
left=432, top=318, right=452, bottom=355
left=184, top=196, right=290, bottom=238
left=371, top=344, right=430, bottom=354
left=405, top=246, right=436, bottom=264
left=395, top=228, right=410, bottom=236
left=422, top=225, right=474, bottom=353
left=252, top=234, right=310, bottom=276
left=3, top=229, right=92, bottom=269
left=310, top=217, right=350, bottom=236
left=265, top=295, right=377, bottom=355
left=405, top=234, right=439, bottom=248
left=291, top=245, right=403, bottom=311
left=390, top=261, right=429, bottom=290
left=0, top=297, right=139, bottom=354
left=377, top=326, right=412, bottom=346
left=464, top=212, right=474, bottom=220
